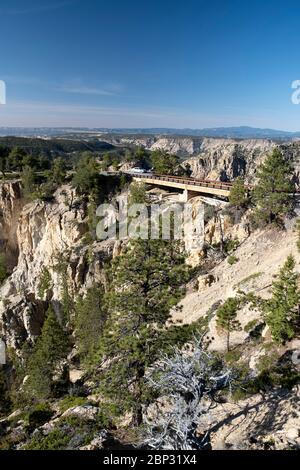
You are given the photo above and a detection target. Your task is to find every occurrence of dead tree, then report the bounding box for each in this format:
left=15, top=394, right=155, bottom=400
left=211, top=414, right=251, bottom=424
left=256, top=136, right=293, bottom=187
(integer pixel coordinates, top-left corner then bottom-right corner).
left=145, top=338, right=233, bottom=450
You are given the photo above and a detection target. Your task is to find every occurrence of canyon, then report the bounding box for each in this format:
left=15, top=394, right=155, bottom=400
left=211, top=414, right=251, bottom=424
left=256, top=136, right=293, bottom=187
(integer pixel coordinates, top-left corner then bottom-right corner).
left=0, top=136, right=299, bottom=450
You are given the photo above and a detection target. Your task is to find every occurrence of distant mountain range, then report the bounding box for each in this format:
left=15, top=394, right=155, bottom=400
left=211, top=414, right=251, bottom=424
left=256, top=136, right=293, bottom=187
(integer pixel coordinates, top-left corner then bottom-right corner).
left=0, top=126, right=300, bottom=140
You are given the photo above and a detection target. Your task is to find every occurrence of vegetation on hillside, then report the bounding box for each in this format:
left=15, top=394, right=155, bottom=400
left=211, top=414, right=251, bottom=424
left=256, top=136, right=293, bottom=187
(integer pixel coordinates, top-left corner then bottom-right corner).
left=252, top=149, right=294, bottom=226
left=94, top=239, right=192, bottom=425
left=0, top=141, right=300, bottom=450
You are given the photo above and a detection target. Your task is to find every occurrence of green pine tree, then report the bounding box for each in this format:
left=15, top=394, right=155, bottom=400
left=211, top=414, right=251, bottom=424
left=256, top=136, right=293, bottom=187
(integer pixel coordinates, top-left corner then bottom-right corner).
left=151, top=150, right=180, bottom=175
left=25, top=308, right=70, bottom=400
left=253, top=149, right=294, bottom=226
left=54, top=254, right=75, bottom=325
left=128, top=182, right=149, bottom=205
left=96, top=239, right=190, bottom=426
left=49, top=158, right=67, bottom=185
left=0, top=253, right=7, bottom=284
left=72, top=153, right=100, bottom=197
left=0, top=366, right=11, bottom=416
left=216, top=297, right=242, bottom=352
left=21, top=165, right=36, bottom=199
left=8, top=147, right=27, bottom=172
left=265, top=255, right=300, bottom=344
left=0, top=145, right=9, bottom=177
left=74, top=287, right=107, bottom=362
left=229, top=176, right=249, bottom=209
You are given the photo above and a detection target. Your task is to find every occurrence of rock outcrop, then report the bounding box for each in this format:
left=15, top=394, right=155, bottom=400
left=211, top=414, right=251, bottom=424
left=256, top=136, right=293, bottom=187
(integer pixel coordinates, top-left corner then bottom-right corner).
left=101, top=134, right=275, bottom=161
left=0, top=181, right=23, bottom=270
left=103, top=134, right=300, bottom=183
left=0, top=184, right=115, bottom=350
left=183, top=138, right=276, bottom=181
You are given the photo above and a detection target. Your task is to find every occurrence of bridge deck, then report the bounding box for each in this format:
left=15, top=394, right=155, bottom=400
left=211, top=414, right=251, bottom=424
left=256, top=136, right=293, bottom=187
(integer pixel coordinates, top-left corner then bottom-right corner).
left=133, top=174, right=246, bottom=198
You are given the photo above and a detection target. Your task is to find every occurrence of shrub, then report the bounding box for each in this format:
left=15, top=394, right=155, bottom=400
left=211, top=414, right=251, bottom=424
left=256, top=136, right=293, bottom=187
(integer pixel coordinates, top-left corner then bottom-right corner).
left=244, top=319, right=260, bottom=333
left=24, top=410, right=112, bottom=450
left=224, top=349, right=242, bottom=364
left=227, top=255, right=239, bottom=265
left=58, top=396, right=88, bottom=414
left=26, top=403, right=54, bottom=431
left=0, top=253, right=7, bottom=284
left=37, top=267, right=52, bottom=298
left=24, top=429, right=70, bottom=450
left=224, top=238, right=240, bottom=253
left=234, top=272, right=263, bottom=289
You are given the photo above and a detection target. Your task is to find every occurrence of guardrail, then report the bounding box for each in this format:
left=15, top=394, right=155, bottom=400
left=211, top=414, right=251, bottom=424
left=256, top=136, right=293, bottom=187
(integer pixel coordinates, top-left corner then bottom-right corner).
left=134, top=173, right=249, bottom=191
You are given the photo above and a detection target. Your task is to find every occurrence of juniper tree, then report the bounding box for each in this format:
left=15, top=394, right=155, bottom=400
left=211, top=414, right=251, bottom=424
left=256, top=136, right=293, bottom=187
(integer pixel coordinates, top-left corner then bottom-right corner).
left=97, top=239, right=191, bottom=426
left=265, top=255, right=300, bottom=344
left=253, top=149, right=294, bottom=226
left=216, top=297, right=241, bottom=352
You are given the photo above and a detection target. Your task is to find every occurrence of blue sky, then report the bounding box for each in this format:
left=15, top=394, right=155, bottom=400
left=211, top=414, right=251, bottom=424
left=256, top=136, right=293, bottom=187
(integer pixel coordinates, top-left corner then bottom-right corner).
left=0, top=0, right=300, bottom=130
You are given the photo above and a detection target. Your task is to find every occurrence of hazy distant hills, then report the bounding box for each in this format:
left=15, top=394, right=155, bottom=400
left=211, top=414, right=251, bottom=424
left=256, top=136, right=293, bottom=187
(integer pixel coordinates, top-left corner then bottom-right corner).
left=0, top=126, right=299, bottom=140
left=0, top=136, right=114, bottom=157
left=98, top=126, right=300, bottom=140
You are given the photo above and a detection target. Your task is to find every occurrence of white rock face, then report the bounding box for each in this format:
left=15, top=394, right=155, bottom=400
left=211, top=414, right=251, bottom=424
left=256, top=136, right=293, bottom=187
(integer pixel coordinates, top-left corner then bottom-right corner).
left=198, top=387, right=300, bottom=450
left=0, top=184, right=115, bottom=349
left=183, top=138, right=276, bottom=180
left=61, top=405, right=99, bottom=420
left=173, top=220, right=300, bottom=352
left=103, top=135, right=300, bottom=186
left=1, top=136, right=300, bottom=352
left=102, top=135, right=276, bottom=162
left=11, top=185, right=88, bottom=296
left=0, top=180, right=24, bottom=270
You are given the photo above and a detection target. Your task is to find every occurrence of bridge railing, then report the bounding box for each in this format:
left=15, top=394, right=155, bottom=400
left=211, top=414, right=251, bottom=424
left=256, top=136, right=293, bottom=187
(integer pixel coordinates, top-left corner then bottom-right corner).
left=134, top=173, right=239, bottom=191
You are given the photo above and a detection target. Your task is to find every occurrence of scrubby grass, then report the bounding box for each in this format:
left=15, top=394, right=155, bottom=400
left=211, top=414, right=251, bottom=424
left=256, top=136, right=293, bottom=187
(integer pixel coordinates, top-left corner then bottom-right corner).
left=234, top=272, right=263, bottom=289
left=227, top=255, right=239, bottom=265
left=24, top=428, right=70, bottom=450
left=23, top=412, right=111, bottom=450
left=58, top=396, right=88, bottom=414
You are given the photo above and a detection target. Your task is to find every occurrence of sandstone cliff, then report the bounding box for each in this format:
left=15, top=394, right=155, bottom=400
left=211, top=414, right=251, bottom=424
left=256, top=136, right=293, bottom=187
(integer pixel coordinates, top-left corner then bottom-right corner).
left=0, top=183, right=117, bottom=349
left=103, top=134, right=300, bottom=183
left=0, top=162, right=300, bottom=449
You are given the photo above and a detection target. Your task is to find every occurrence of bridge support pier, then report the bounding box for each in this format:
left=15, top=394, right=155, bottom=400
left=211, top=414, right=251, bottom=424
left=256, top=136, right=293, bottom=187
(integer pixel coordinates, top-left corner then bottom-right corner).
left=181, top=189, right=202, bottom=202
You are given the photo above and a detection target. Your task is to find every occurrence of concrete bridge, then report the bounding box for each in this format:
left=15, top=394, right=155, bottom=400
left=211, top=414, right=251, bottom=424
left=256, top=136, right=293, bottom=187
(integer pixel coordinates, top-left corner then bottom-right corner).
left=132, top=173, right=242, bottom=201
